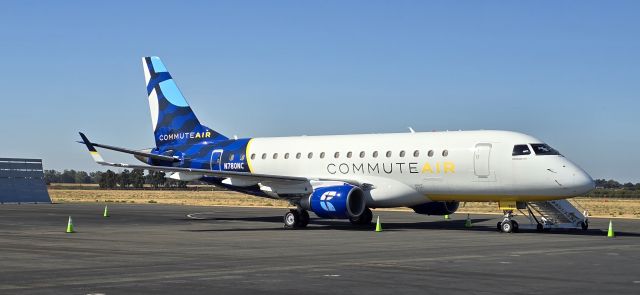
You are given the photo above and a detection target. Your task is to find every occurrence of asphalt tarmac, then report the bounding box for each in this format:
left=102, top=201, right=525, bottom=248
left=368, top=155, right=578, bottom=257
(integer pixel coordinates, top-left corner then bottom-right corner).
left=0, top=203, right=638, bottom=294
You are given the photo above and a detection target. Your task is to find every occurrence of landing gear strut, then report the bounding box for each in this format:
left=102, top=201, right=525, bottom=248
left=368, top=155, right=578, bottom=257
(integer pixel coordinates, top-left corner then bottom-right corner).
left=283, top=208, right=310, bottom=229
left=497, top=210, right=519, bottom=233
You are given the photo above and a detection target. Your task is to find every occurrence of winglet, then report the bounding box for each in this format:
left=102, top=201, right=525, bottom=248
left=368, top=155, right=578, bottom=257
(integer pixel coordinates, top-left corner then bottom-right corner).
left=79, top=132, right=105, bottom=163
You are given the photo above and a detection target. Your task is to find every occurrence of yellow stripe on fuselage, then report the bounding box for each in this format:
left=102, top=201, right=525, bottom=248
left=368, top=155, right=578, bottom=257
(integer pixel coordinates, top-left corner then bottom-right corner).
left=427, top=194, right=572, bottom=202
left=245, top=138, right=254, bottom=173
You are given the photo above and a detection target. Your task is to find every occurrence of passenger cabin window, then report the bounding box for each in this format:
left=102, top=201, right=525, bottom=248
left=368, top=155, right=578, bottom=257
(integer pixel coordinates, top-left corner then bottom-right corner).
left=320, top=152, right=325, bottom=159
left=334, top=152, right=340, bottom=158
left=442, top=150, right=448, bottom=157
left=399, top=151, right=406, bottom=157
left=251, top=154, right=256, bottom=160
left=347, top=152, right=353, bottom=158
left=229, top=154, right=235, bottom=161
left=284, top=153, right=290, bottom=159
left=427, top=150, right=434, bottom=157
left=273, top=153, right=278, bottom=159
left=530, top=143, right=561, bottom=156
left=240, top=154, right=246, bottom=161
left=413, top=150, right=419, bottom=157
left=261, top=153, right=267, bottom=160
left=308, top=152, right=313, bottom=159
left=373, top=151, right=378, bottom=158
left=512, top=144, right=531, bottom=156
left=386, top=151, right=392, bottom=158
left=296, top=153, right=301, bottom=159
left=359, top=151, right=365, bottom=158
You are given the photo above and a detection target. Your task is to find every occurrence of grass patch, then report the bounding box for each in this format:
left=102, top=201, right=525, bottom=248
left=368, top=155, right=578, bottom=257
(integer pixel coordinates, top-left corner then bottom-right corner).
left=48, top=189, right=640, bottom=218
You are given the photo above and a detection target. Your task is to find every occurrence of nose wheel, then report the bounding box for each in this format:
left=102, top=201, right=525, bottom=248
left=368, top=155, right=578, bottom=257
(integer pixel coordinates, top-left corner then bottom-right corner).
left=497, top=210, right=519, bottom=233
left=580, top=220, right=588, bottom=230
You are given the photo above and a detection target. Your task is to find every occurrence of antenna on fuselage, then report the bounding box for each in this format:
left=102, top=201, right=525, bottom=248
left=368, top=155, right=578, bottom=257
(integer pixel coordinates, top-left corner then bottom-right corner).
left=408, top=127, right=415, bottom=133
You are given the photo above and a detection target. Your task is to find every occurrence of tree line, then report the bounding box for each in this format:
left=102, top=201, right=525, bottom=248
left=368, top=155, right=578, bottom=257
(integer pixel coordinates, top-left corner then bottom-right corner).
left=44, top=169, right=187, bottom=189
left=594, top=179, right=640, bottom=190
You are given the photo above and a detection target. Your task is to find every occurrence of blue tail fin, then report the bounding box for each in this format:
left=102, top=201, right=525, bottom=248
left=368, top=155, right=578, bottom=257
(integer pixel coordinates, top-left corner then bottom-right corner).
left=142, top=56, right=228, bottom=148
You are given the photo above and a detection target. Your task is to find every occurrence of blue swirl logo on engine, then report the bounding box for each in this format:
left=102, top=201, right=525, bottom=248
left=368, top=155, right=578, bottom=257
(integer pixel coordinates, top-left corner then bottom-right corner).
left=320, top=191, right=339, bottom=212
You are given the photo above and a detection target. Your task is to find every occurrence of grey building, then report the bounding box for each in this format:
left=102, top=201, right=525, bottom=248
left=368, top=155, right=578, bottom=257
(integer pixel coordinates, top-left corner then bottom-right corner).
left=0, top=158, right=51, bottom=203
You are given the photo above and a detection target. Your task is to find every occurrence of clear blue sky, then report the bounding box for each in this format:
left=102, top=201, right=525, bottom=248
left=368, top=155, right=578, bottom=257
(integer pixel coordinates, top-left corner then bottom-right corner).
left=1, top=1, right=638, bottom=182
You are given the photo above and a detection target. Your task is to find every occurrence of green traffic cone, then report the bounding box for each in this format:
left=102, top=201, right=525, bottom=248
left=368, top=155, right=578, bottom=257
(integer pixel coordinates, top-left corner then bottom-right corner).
left=375, top=216, right=382, bottom=232
left=607, top=220, right=614, bottom=238
left=103, top=205, right=109, bottom=217
left=66, top=216, right=75, bottom=233
left=465, top=214, right=472, bottom=228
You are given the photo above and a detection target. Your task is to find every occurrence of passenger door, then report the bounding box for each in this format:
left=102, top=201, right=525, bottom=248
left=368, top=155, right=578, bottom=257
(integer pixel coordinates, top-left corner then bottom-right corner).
left=210, top=149, right=224, bottom=171
left=474, top=143, right=491, bottom=177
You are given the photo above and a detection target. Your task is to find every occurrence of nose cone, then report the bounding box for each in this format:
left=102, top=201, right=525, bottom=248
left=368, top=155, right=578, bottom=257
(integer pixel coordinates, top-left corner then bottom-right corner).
left=572, top=167, right=595, bottom=195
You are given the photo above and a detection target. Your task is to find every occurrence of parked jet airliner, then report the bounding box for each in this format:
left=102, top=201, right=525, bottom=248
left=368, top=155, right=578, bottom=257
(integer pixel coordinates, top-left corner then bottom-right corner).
left=80, top=57, right=595, bottom=233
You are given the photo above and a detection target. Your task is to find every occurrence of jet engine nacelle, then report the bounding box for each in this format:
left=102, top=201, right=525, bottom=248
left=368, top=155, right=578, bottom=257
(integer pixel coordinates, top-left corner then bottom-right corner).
left=411, top=201, right=460, bottom=215
left=300, top=184, right=366, bottom=219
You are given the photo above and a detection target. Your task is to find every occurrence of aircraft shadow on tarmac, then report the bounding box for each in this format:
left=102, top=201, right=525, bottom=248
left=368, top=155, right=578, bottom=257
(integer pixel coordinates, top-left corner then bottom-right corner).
left=180, top=215, right=640, bottom=236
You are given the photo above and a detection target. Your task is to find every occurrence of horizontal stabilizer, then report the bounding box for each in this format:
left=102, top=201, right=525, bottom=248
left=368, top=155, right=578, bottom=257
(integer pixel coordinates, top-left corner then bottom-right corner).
left=78, top=132, right=179, bottom=163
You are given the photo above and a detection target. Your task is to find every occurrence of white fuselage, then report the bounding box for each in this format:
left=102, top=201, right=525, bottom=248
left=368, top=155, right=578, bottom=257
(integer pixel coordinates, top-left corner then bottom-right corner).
left=245, top=130, right=594, bottom=208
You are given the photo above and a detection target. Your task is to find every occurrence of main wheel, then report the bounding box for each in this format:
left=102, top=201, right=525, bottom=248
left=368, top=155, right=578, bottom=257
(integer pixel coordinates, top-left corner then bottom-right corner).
left=284, top=210, right=300, bottom=229
left=501, top=220, right=513, bottom=233
left=349, top=208, right=373, bottom=226
left=512, top=220, right=519, bottom=233
left=362, top=208, right=373, bottom=225
left=298, top=210, right=310, bottom=228
left=536, top=223, right=544, bottom=232
left=497, top=222, right=502, bottom=231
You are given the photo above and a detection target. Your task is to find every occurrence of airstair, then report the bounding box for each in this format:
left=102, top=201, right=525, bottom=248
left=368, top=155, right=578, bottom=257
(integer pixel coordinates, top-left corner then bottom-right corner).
left=519, top=200, right=589, bottom=231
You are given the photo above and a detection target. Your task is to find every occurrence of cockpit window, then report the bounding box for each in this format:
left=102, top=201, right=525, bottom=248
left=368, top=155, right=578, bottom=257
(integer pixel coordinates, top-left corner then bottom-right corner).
left=530, top=143, right=561, bottom=156
left=512, top=144, right=531, bottom=156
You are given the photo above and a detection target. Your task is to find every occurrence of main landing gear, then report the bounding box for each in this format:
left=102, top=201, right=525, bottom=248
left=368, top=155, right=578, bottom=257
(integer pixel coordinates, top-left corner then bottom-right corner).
left=349, top=208, right=373, bottom=226
left=497, top=210, right=519, bottom=233
left=283, top=207, right=374, bottom=229
left=283, top=208, right=310, bottom=229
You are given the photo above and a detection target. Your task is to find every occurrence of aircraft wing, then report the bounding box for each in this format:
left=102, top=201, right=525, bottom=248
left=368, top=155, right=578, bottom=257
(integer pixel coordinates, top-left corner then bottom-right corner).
left=79, top=132, right=367, bottom=190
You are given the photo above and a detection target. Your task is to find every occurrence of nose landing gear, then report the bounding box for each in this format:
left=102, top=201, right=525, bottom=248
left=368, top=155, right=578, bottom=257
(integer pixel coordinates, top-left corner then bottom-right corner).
left=497, top=210, right=519, bottom=233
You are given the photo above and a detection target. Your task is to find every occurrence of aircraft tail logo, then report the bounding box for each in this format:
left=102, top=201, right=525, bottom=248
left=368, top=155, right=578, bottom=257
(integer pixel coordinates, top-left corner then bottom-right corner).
left=142, top=56, right=228, bottom=148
